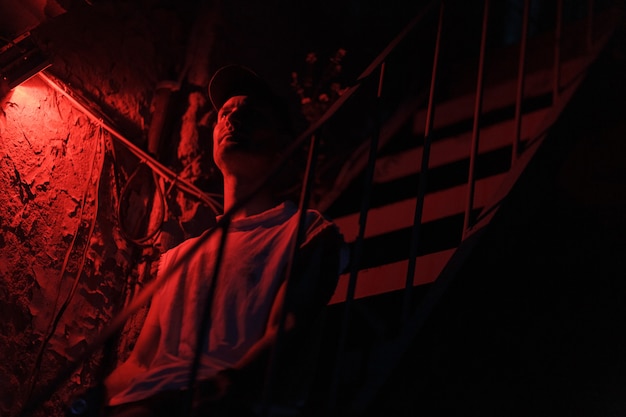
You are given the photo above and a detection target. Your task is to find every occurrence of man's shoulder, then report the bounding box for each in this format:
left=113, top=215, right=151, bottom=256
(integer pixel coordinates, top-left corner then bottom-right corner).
left=159, top=227, right=219, bottom=264
left=303, top=209, right=344, bottom=246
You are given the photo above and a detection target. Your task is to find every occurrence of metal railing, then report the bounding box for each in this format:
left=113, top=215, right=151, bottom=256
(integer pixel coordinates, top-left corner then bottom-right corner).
left=337, top=0, right=618, bottom=415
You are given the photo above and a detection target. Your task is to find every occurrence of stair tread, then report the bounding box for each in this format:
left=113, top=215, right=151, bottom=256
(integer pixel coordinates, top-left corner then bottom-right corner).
left=335, top=173, right=507, bottom=242
left=374, top=107, right=550, bottom=184
left=329, top=248, right=455, bottom=304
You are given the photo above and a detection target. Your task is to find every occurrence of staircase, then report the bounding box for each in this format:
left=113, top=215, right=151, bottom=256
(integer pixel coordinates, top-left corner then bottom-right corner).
left=286, top=0, right=626, bottom=416
left=324, top=0, right=618, bottom=305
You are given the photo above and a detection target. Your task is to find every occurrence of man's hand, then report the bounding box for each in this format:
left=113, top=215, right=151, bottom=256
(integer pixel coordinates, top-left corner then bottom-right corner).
left=195, top=368, right=239, bottom=403
left=192, top=368, right=254, bottom=416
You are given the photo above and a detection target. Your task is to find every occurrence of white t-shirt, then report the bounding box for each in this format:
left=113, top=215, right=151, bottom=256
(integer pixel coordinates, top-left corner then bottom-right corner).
left=109, top=201, right=341, bottom=406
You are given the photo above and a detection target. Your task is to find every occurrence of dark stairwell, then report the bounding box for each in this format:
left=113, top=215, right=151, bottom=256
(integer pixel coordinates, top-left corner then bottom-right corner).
left=290, top=1, right=626, bottom=416
left=338, top=16, right=626, bottom=417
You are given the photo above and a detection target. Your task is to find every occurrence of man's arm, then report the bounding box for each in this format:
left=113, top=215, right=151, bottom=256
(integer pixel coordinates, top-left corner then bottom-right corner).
left=243, top=224, right=341, bottom=366
left=232, top=277, right=294, bottom=371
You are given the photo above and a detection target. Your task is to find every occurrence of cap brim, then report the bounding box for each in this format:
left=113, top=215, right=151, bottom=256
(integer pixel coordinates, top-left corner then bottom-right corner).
left=208, top=64, right=274, bottom=111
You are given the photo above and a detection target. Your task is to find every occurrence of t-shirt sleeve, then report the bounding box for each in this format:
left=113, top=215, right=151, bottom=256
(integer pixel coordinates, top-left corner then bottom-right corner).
left=288, top=213, right=346, bottom=320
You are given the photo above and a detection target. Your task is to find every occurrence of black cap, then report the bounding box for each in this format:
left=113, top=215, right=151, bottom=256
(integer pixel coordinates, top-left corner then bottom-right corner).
left=208, top=64, right=294, bottom=135
left=208, top=64, right=275, bottom=111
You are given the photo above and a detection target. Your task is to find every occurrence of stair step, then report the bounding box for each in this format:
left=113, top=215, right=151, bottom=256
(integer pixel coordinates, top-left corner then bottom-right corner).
left=335, top=172, right=507, bottom=242
left=321, top=54, right=589, bottom=215
left=322, top=12, right=612, bottom=305
left=329, top=248, right=455, bottom=304
left=375, top=107, right=550, bottom=184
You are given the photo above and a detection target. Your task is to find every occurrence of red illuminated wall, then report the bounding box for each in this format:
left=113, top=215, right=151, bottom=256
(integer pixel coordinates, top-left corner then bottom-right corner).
left=0, top=3, right=213, bottom=416
left=0, top=75, right=126, bottom=415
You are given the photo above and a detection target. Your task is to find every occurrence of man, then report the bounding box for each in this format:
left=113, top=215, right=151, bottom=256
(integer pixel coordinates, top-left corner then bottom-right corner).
left=98, top=65, right=345, bottom=416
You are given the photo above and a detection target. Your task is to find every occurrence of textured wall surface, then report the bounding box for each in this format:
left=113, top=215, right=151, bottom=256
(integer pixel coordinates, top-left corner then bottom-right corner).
left=1, top=2, right=198, bottom=416
left=0, top=75, right=127, bottom=415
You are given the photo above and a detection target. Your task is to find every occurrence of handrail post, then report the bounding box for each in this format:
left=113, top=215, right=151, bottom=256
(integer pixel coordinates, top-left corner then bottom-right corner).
left=327, top=62, right=386, bottom=416
left=402, top=1, right=444, bottom=324
left=553, top=0, right=563, bottom=101
left=260, top=132, right=321, bottom=416
left=463, top=0, right=490, bottom=237
left=587, top=0, right=595, bottom=51
left=184, top=217, right=230, bottom=416
left=512, top=0, right=530, bottom=164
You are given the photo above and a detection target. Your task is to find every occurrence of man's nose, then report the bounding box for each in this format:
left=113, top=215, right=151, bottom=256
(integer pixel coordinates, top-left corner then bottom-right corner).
left=224, top=113, right=240, bottom=130
left=225, top=108, right=246, bottom=128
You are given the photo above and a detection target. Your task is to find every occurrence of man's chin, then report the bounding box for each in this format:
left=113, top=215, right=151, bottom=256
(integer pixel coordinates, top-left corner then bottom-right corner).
left=221, top=139, right=273, bottom=155
left=222, top=134, right=245, bottom=145
left=217, top=152, right=274, bottom=178
left=220, top=142, right=253, bottom=155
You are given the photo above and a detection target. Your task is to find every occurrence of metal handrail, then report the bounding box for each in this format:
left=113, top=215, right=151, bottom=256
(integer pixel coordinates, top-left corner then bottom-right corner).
left=260, top=133, right=321, bottom=416
left=554, top=0, right=564, bottom=99
left=403, top=1, right=445, bottom=324
left=463, top=0, right=490, bottom=236
left=513, top=0, right=531, bottom=164
left=327, top=62, right=386, bottom=414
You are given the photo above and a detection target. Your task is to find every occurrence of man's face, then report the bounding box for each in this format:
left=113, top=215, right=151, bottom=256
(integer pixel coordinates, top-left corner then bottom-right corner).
left=213, top=95, right=285, bottom=176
